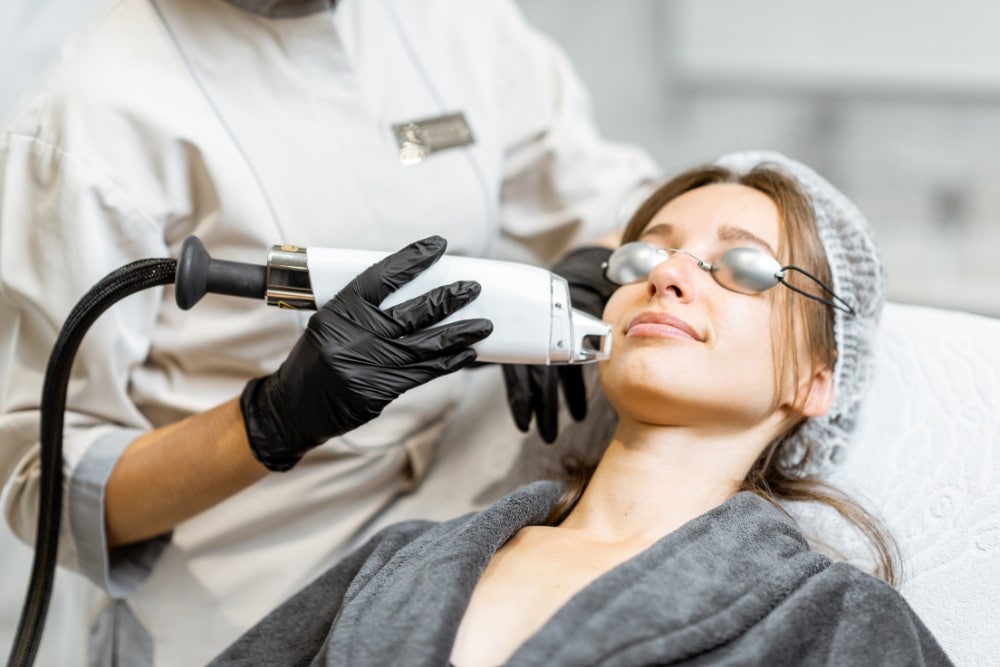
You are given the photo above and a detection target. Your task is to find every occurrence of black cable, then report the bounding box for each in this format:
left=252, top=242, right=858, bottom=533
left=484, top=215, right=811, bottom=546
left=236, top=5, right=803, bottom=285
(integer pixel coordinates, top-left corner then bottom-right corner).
left=7, top=258, right=177, bottom=667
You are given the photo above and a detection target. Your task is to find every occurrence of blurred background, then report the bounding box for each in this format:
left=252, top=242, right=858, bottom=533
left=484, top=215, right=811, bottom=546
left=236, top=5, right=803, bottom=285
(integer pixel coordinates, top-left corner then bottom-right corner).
left=3, top=0, right=999, bottom=315
left=517, top=0, right=1000, bottom=316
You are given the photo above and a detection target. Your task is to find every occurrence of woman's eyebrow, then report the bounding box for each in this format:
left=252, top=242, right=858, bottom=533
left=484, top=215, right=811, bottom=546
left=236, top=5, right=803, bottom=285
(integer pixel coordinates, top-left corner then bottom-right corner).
left=718, top=225, right=777, bottom=257
left=641, top=222, right=777, bottom=257
left=638, top=222, right=673, bottom=240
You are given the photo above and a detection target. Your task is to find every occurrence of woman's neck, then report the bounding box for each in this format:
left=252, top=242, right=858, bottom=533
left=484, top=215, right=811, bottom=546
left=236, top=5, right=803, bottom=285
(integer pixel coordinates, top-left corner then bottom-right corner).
left=558, top=420, right=772, bottom=545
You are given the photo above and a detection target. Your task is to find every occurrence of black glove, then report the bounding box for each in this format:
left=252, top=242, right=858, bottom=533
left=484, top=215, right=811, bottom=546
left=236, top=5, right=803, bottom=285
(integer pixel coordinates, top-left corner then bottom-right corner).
left=241, top=235, right=493, bottom=471
left=502, top=246, right=617, bottom=443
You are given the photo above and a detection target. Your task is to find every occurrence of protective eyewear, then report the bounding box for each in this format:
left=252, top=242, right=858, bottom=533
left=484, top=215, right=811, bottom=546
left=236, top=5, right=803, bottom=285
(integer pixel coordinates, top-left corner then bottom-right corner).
left=602, top=241, right=855, bottom=316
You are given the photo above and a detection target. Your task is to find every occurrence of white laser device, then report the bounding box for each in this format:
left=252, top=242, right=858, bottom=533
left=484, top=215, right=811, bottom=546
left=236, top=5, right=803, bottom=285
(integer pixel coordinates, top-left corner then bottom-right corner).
left=176, top=238, right=612, bottom=365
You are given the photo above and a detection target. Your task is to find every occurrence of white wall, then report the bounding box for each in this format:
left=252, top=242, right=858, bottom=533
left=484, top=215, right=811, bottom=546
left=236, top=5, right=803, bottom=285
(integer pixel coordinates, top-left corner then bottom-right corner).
left=517, top=0, right=1000, bottom=316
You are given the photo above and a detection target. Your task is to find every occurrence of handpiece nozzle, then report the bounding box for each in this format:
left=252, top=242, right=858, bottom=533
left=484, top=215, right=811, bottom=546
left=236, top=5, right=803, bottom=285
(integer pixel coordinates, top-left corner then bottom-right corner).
left=566, top=309, right=613, bottom=363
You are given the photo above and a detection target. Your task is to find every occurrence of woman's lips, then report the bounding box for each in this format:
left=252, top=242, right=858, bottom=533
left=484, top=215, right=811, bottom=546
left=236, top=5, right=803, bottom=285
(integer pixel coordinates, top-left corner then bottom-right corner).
left=626, top=311, right=703, bottom=341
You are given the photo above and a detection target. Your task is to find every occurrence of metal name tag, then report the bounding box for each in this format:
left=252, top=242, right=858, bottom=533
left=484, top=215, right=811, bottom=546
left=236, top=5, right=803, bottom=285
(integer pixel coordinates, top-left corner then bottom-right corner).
left=392, top=112, right=474, bottom=165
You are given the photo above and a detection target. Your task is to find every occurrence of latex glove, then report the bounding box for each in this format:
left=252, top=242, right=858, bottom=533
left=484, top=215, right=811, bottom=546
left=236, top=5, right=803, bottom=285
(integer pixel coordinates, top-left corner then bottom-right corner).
left=502, top=246, right=616, bottom=443
left=241, top=236, right=493, bottom=471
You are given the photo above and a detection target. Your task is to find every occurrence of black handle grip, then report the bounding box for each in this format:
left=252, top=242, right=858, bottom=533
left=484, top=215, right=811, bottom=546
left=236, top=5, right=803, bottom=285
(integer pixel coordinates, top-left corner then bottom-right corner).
left=175, top=236, right=267, bottom=310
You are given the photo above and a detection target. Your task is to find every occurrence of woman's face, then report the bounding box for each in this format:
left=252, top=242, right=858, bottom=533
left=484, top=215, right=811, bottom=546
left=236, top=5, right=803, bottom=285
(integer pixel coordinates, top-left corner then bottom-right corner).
left=600, top=183, right=791, bottom=431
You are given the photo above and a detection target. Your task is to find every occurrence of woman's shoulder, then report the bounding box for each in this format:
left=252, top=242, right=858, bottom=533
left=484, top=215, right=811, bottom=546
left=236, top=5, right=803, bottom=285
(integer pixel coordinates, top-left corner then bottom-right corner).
left=809, top=560, right=903, bottom=599
left=775, top=561, right=953, bottom=665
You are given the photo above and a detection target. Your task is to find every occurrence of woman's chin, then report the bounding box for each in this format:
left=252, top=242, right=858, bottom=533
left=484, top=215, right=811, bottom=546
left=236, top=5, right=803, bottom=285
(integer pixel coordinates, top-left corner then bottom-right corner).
left=604, top=383, right=691, bottom=422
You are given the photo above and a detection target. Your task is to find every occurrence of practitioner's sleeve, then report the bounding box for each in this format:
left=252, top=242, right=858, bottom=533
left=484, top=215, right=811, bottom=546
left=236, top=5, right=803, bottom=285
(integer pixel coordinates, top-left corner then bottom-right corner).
left=0, top=130, right=171, bottom=597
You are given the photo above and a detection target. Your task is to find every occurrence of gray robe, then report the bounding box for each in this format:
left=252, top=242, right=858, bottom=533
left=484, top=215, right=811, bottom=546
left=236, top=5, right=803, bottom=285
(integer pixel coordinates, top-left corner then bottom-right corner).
left=211, top=481, right=951, bottom=666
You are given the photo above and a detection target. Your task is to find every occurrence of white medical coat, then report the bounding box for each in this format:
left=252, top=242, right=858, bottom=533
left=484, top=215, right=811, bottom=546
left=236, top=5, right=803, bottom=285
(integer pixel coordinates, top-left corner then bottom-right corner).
left=0, top=0, right=658, bottom=663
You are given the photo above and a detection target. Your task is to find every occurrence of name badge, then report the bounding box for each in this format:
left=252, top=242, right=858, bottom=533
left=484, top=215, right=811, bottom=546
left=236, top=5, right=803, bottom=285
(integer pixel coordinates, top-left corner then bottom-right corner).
left=392, top=112, right=474, bottom=165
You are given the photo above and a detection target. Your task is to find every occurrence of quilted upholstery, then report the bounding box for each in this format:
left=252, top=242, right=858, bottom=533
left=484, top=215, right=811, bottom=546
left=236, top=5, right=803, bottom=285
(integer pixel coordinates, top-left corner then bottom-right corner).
left=796, top=302, right=1000, bottom=666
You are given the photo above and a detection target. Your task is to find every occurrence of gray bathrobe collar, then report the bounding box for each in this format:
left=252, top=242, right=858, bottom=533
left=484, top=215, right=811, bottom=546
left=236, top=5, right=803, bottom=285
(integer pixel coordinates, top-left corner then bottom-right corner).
left=219, top=0, right=336, bottom=19
left=214, top=480, right=949, bottom=665
left=322, top=481, right=827, bottom=665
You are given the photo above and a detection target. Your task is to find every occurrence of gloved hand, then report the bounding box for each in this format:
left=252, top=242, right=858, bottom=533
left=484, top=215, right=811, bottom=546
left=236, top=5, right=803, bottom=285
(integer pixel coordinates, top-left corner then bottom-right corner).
left=502, top=246, right=617, bottom=443
left=241, top=235, right=493, bottom=471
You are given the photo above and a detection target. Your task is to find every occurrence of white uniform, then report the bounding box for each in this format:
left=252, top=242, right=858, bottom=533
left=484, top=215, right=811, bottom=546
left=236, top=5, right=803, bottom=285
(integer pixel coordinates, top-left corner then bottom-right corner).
left=0, top=0, right=658, bottom=664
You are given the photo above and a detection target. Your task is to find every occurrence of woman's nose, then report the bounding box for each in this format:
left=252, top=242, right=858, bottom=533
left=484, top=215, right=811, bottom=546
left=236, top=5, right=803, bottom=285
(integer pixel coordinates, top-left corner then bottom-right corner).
left=645, top=252, right=702, bottom=303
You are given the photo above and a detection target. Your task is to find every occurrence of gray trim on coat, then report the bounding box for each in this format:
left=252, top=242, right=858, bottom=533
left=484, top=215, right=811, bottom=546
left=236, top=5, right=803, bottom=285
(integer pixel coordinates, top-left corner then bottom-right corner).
left=69, top=428, right=172, bottom=598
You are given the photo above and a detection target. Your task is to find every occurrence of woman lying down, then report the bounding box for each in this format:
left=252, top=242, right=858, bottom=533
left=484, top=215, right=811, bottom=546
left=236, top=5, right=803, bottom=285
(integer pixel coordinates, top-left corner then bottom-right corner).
left=211, top=152, right=952, bottom=666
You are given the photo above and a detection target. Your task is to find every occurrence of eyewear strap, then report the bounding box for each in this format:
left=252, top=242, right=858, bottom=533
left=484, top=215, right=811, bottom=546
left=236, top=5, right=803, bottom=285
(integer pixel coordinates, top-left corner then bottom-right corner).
left=777, top=266, right=856, bottom=316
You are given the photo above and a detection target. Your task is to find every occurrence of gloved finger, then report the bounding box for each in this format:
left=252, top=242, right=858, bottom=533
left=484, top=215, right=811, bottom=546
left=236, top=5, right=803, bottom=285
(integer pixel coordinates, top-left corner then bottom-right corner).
left=312, top=292, right=404, bottom=341
left=384, top=280, right=482, bottom=333
left=352, top=235, right=448, bottom=305
left=502, top=365, right=533, bottom=432
left=394, top=318, right=493, bottom=361
left=552, top=246, right=616, bottom=318
left=558, top=364, right=588, bottom=421
left=344, top=346, right=481, bottom=409
left=530, top=366, right=559, bottom=444
left=376, top=348, right=481, bottom=392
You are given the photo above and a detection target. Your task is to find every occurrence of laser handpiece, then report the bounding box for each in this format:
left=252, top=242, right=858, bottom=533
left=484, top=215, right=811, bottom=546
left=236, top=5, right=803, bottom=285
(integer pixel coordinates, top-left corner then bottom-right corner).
left=175, top=237, right=612, bottom=365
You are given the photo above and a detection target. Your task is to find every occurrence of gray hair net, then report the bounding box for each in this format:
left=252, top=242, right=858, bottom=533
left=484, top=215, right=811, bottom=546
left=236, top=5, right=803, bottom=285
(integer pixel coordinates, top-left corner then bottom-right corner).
left=715, top=150, right=887, bottom=475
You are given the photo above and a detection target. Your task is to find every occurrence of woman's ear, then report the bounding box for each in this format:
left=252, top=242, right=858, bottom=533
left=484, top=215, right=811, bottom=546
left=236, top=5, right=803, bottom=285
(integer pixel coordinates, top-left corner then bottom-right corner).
left=797, top=365, right=834, bottom=418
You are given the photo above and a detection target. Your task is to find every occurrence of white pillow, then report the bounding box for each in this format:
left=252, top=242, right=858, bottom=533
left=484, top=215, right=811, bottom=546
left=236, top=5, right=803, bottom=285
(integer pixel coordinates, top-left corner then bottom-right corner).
left=800, top=302, right=1000, bottom=666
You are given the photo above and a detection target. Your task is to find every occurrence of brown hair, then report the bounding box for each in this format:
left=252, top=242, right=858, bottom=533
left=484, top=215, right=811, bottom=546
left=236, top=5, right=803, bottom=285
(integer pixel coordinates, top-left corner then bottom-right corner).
left=546, top=164, right=901, bottom=586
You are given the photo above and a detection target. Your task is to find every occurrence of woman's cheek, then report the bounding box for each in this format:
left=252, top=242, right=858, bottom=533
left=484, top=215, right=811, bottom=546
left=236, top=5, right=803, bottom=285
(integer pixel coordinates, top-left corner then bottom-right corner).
left=601, top=287, right=629, bottom=324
